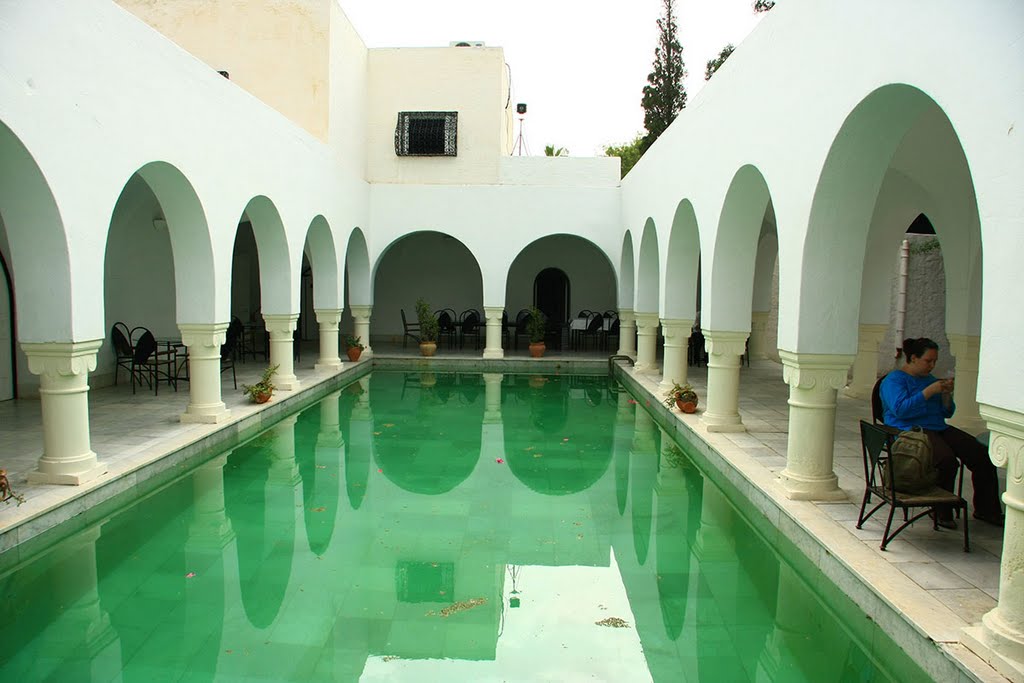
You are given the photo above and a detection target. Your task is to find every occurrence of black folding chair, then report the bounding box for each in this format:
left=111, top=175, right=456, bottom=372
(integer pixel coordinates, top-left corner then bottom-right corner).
left=130, top=328, right=178, bottom=395
left=111, top=322, right=134, bottom=386
left=401, top=308, right=420, bottom=347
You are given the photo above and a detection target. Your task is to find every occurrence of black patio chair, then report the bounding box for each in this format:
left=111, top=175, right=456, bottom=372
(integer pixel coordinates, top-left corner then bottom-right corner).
left=401, top=308, right=420, bottom=347
left=513, top=309, right=531, bottom=350
left=221, top=322, right=239, bottom=389
left=857, top=420, right=969, bottom=552
left=111, top=322, right=134, bottom=386
left=459, top=309, right=483, bottom=350
left=436, top=308, right=457, bottom=349
left=130, top=327, right=178, bottom=396
left=578, top=311, right=605, bottom=351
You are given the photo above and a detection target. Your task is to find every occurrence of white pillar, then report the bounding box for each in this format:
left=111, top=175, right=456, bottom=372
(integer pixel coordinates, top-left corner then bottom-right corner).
left=23, top=340, right=107, bottom=485
left=964, top=404, right=1024, bottom=680
left=658, top=318, right=693, bottom=392
left=314, top=308, right=343, bottom=374
left=483, top=306, right=504, bottom=359
left=842, top=323, right=888, bottom=399
left=634, top=312, right=660, bottom=373
left=264, top=313, right=300, bottom=392
left=778, top=351, right=853, bottom=500
left=700, top=330, right=748, bottom=433
left=189, top=454, right=234, bottom=547
left=617, top=308, right=637, bottom=357
left=948, top=334, right=985, bottom=435
left=179, top=323, right=231, bottom=424
left=749, top=311, right=770, bottom=360
left=350, top=305, right=373, bottom=358
left=483, top=372, right=503, bottom=423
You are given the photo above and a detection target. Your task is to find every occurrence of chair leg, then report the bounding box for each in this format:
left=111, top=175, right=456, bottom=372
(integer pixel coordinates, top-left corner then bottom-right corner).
left=232, top=364, right=237, bottom=390
left=880, top=504, right=898, bottom=551
left=962, top=504, right=970, bottom=552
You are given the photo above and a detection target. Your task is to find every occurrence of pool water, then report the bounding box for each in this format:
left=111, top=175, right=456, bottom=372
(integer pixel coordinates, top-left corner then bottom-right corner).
left=0, top=371, right=930, bottom=682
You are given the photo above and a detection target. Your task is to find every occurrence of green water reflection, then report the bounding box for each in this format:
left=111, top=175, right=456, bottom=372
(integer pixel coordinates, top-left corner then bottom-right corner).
left=0, top=371, right=929, bottom=682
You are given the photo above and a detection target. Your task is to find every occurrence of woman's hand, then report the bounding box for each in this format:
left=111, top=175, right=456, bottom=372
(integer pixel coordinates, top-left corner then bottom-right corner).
left=923, top=380, right=947, bottom=399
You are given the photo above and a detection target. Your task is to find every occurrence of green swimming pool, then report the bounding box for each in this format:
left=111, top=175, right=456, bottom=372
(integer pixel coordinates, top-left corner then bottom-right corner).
left=0, top=371, right=929, bottom=682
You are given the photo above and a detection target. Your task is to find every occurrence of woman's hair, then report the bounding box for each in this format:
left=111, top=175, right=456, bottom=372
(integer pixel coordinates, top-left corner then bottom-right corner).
left=903, top=337, right=939, bottom=362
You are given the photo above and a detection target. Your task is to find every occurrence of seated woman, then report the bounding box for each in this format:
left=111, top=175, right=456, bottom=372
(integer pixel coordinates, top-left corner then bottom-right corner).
left=880, top=337, right=1003, bottom=527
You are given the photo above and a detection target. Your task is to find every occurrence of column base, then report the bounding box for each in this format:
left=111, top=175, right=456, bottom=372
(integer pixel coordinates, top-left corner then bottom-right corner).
left=964, top=623, right=1024, bottom=683
left=277, top=375, right=301, bottom=392
left=657, top=378, right=676, bottom=393
left=315, top=361, right=343, bottom=375
left=701, top=412, right=746, bottom=433
left=483, top=348, right=504, bottom=359
left=841, top=384, right=872, bottom=400
left=948, top=414, right=987, bottom=437
left=28, top=458, right=107, bottom=486
left=634, top=363, right=661, bottom=374
left=181, top=403, right=231, bottom=424
left=779, top=469, right=847, bottom=501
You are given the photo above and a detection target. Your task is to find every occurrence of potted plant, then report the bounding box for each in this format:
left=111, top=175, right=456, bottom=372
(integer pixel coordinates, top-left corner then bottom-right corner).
left=527, top=306, right=546, bottom=358
left=344, top=334, right=365, bottom=362
left=663, top=381, right=699, bottom=413
left=242, top=364, right=279, bottom=404
left=416, top=297, right=439, bottom=357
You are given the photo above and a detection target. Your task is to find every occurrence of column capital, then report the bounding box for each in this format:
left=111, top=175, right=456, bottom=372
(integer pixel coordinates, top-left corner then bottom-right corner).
left=21, top=339, right=103, bottom=377
left=703, top=329, right=748, bottom=358
left=263, top=313, right=299, bottom=336
left=660, top=318, right=694, bottom=345
left=751, top=310, right=769, bottom=326
left=314, top=308, right=343, bottom=326
left=349, top=305, right=372, bottom=321
left=483, top=306, right=504, bottom=320
left=635, top=312, right=660, bottom=332
left=980, top=404, right=1024, bottom=477
left=179, top=322, right=229, bottom=353
left=618, top=308, right=636, bottom=324
left=779, top=351, right=855, bottom=392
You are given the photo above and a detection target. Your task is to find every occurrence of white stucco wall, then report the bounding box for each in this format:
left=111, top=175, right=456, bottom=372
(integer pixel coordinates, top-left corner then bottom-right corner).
left=115, top=0, right=332, bottom=141
left=499, top=157, right=619, bottom=187
left=367, top=47, right=510, bottom=185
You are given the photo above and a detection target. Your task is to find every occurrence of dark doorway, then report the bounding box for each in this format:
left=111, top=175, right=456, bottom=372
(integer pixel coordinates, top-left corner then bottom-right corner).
left=0, top=250, right=14, bottom=401
left=534, top=267, right=569, bottom=350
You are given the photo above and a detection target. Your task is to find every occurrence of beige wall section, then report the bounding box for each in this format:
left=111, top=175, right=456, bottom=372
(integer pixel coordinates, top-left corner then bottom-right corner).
left=367, top=47, right=510, bottom=185
left=115, top=0, right=330, bottom=141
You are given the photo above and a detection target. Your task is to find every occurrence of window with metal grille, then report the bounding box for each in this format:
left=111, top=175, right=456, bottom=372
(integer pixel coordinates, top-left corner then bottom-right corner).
left=395, top=111, right=458, bottom=156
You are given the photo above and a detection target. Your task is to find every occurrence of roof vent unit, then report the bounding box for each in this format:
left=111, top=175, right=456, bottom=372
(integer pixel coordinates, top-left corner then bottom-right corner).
left=450, top=40, right=485, bottom=47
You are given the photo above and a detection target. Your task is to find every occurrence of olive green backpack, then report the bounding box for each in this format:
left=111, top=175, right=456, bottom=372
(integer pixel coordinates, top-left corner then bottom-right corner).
left=884, top=426, right=937, bottom=494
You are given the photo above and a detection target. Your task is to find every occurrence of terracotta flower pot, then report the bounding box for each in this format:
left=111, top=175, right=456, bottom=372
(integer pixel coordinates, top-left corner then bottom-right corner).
left=676, top=399, right=697, bottom=414
left=529, top=342, right=546, bottom=358
left=254, top=391, right=272, bottom=404
left=346, top=346, right=362, bottom=362
left=419, top=341, right=437, bottom=357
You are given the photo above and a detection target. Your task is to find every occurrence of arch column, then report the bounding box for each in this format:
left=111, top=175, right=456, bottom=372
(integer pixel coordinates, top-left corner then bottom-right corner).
left=483, top=306, right=504, bottom=359
left=842, top=324, right=888, bottom=399
left=778, top=351, right=852, bottom=500
left=264, top=313, right=300, bottom=392
left=189, top=454, right=234, bottom=547
left=23, top=340, right=107, bottom=485
left=483, top=372, right=503, bottom=423
left=948, top=334, right=985, bottom=435
left=963, top=404, right=1024, bottom=680
left=634, top=313, right=660, bottom=373
left=179, top=323, right=231, bottom=424
left=659, top=318, right=693, bottom=392
left=350, top=305, right=373, bottom=358
left=749, top=311, right=770, bottom=360
left=700, top=330, right=748, bottom=433
left=617, top=308, right=637, bottom=357
left=314, top=308, right=343, bottom=374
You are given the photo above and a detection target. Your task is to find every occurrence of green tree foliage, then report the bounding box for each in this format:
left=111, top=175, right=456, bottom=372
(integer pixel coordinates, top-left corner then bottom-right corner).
left=641, top=0, right=687, bottom=153
left=544, top=145, right=569, bottom=157
left=604, top=134, right=645, bottom=179
left=754, top=0, right=775, bottom=12
left=705, top=43, right=736, bottom=81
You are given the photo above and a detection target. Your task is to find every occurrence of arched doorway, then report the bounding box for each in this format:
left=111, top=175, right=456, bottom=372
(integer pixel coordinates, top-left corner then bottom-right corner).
left=533, top=267, right=569, bottom=349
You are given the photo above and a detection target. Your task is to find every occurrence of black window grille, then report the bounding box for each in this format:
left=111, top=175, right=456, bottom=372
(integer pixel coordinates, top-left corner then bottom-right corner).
left=395, top=111, right=458, bottom=156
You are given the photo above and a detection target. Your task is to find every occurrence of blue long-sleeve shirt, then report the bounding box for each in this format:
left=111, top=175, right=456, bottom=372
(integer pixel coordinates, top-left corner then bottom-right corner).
left=879, top=370, right=955, bottom=432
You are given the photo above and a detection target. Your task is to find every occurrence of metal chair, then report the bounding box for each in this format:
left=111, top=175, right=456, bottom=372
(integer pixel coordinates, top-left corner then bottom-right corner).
left=129, top=328, right=178, bottom=395
left=857, top=420, right=969, bottom=552
left=436, top=308, right=457, bottom=349
left=401, top=308, right=420, bottom=347
left=110, top=322, right=134, bottom=386
left=459, top=309, right=483, bottom=350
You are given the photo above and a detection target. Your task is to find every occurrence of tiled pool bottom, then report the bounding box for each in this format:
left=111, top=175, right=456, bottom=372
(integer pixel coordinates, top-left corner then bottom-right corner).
left=0, top=371, right=927, bottom=682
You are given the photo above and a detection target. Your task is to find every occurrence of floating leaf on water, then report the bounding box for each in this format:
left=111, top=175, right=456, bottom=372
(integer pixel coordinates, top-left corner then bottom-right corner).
left=311, top=506, right=326, bottom=512
left=439, top=597, right=487, bottom=617
left=595, top=617, right=630, bottom=628
left=316, top=465, right=327, bottom=469
left=525, top=446, right=535, bottom=451
left=373, top=431, right=382, bottom=436
left=383, top=423, right=395, bottom=428
left=185, top=572, right=197, bottom=578
left=496, top=458, right=504, bottom=464
left=533, top=453, right=543, bottom=458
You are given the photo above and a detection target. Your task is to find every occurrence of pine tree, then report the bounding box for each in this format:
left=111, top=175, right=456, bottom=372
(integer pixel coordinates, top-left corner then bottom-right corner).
left=641, top=0, right=687, bottom=152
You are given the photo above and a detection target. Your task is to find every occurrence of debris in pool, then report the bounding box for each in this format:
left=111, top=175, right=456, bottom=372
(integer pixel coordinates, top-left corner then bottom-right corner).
left=383, top=656, right=399, bottom=662
left=439, top=597, right=487, bottom=617
left=316, top=465, right=326, bottom=469
left=496, top=458, right=504, bottom=464
left=595, top=617, right=630, bottom=628
left=311, top=506, right=326, bottom=512
left=378, top=469, right=382, bottom=473
left=562, top=438, right=569, bottom=442
left=533, top=453, right=543, bottom=458
left=185, top=572, right=196, bottom=578
left=627, top=399, right=637, bottom=404
left=373, top=431, right=382, bottom=436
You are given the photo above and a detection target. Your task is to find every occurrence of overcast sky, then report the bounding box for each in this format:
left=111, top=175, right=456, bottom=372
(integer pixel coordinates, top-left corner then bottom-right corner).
left=338, top=0, right=766, bottom=157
